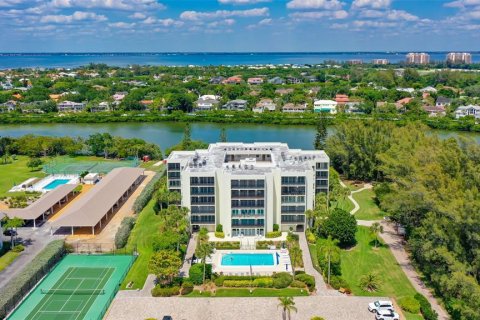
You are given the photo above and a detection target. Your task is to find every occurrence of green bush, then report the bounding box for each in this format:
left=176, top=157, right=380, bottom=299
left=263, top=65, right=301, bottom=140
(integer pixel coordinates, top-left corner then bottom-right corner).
left=133, top=171, right=163, bottom=214
left=316, top=238, right=342, bottom=277
left=114, top=217, right=136, bottom=249
left=214, top=276, right=225, bottom=287
left=181, top=281, right=194, bottom=295
left=306, top=229, right=316, bottom=244
left=320, top=208, right=357, bottom=247
left=290, top=280, right=307, bottom=288
left=273, top=224, right=279, bottom=232
left=414, top=293, right=438, bottom=320
left=256, top=240, right=279, bottom=250
left=0, top=240, right=65, bottom=319
left=399, top=296, right=421, bottom=314
left=329, top=276, right=349, bottom=290
left=223, top=280, right=253, bottom=287
left=252, top=278, right=273, bottom=288
left=311, top=317, right=326, bottom=320
left=295, top=273, right=315, bottom=291
left=214, top=232, right=225, bottom=238
left=214, top=241, right=240, bottom=250
left=266, top=231, right=282, bottom=238
left=216, top=224, right=223, bottom=232
left=287, top=232, right=299, bottom=242
left=272, top=272, right=293, bottom=289
left=151, top=286, right=180, bottom=297
left=11, top=244, right=25, bottom=252
left=189, top=263, right=212, bottom=285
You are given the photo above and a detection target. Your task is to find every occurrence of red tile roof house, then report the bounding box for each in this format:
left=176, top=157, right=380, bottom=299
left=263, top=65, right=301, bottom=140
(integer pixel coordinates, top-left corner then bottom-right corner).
left=247, top=77, right=264, bottom=85
left=335, top=94, right=350, bottom=105
left=423, top=105, right=446, bottom=117
left=222, top=76, right=243, bottom=84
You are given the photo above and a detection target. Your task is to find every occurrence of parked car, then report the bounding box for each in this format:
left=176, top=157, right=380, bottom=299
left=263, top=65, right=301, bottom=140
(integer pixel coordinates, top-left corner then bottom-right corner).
left=375, top=309, right=400, bottom=320
left=368, top=300, right=394, bottom=313
left=3, top=229, right=17, bottom=237
left=162, top=316, right=172, bottom=320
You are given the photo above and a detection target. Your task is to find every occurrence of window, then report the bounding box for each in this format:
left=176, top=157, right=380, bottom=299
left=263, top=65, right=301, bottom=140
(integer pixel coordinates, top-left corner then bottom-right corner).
left=190, top=177, right=214, bottom=185
left=316, top=162, right=328, bottom=170
left=168, top=172, right=180, bottom=179
left=168, top=163, right=180, bottom=170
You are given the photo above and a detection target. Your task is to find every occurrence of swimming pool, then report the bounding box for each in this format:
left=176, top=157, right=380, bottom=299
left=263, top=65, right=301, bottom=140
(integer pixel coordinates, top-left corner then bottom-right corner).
left=221, top=253, right=276, bottom=266
left=43, top=179, right=71, bottom=190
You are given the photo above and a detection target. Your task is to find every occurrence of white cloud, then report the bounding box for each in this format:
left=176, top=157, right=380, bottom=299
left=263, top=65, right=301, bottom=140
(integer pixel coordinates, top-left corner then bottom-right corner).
left=286, top=0, right=344, bottom=10
left=207, top=18, right=236, bottom=27
left=353, top=20, right=397, bottom=27
left=41, top=11, right=107, bottom=23
left=351, top=0, right=391, bottom=9
left=357, top=9, right=383, bottom=18
left=50, top=0, right=165, bottom=11
left=258, top=17, right=272, bottom=25
left=445, top=0, right=480, bottom=8
left=290, top=10, right=348, bottom=20
left=218, top=0, right=271, bottom=4
left=0, top=0, right=31, bottom=7
left=129, top=12, right=146, bottom=19
left=180, top=7, right=269, bottom=20
left=108, top=21, right=135, bottom=28
left=385, top=10, right=418, bottom=21
left=141, top=17, right=183, bottom=27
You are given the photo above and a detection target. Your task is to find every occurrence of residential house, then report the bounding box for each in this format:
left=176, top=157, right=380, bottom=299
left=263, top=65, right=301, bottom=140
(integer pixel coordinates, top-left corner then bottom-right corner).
left=0, top=100, right=16, bottom=113
left=420, top=86, right=437, bottom=94
left=140, top=100, right=153, bottom=109
left=397, top=97, right=413, bottom=105
left=286, top=77, right=302, bottom=84
left=247, top=77, right=264, bottom=85
left=209, top=76, right=225, bottom=84
left=91, top=102, right=111, bottom=113
left=253, top=99, right=277, bottom=113
left=268, top=77, right=285, bottom=85
left=195, top=95, right=220, bottom=111
left=222, top=76, right=242, bottom=85
left=304, top=75, right=317, bottom=83
left=113, top=92, right=128, bottom=102
left=282, top=103, right=307, bottom=113
left=314, top=100, right=337, bottom=114
left=275, top=88, right=294, bottom=96
left=422, top=105, right=446, bottom=117
left=436, top=97, right=452, bottom=108
left=455, top=105, right=480, bottom=119
left=396, top=87, right=415, bottom=94
left=377, top=101, right=404, bottom=112
left=334, top=94, right=349, bottom=106
left=57, top=101, right=86, bottom=113
left=0, top=80, right=13, bottom=90
left=345, top=101, right=363, bottom=114
left=222, top=99, right=248, bottom=111
left=18, top=101, right=46, bottom=114
left=49, top=94, right=62, bottom=102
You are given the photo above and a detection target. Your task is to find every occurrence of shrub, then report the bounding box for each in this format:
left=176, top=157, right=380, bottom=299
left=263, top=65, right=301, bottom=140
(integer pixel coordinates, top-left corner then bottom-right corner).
left=11, top=244, right=25, bottom=252
left=316, top=238, right=342, bottom=277
left=0, top=240, right=65, bottom=319
left=272, top=272, right=293, bottom=289
left=273, top=224, right=279, bottom=232
left=213, top=241, right=240, bottom=250
left=306, top=229, right=316, bottom=244
left=133, top=171, right=163, bottom=214
left=320, top=208, right=357, bottom=247
left=181, top=281, right=194, bottom=295
left=114, top=217, right=136, bottom=249
left=399, top=296, right=421, bottom=314
left=223, top=280, right=253, bottom=287
left=414, top=293, right=438, bottom=320
left=294, top=270, right=305, bottom=275
left=287, top=232, right=299, bottom=242
left=151, top=286, right=180, bottom=297
left=266, top=231, right=282, bottom=238
left=214, top=232, right=225, bottom=239
left=252, top=278, right=273, bottom=288
left=214, top=276, right=225, bottom=287
left=189, top=263, right=212, bottom=285
left=329, top=276, right=349, bottom=290
left=256, top=240, right=279, bottom=250
left=290, top=280, right=307, bottom=288
left=311, top=317, right=326, bottom=320
left=295, top=273, right=315, bottom=291
left=216, top=224, right=223, bottom=232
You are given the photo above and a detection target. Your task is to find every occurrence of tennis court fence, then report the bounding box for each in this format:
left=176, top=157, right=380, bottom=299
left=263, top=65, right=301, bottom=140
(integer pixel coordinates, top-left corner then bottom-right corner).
left=67, top=242, right=138, bottom=255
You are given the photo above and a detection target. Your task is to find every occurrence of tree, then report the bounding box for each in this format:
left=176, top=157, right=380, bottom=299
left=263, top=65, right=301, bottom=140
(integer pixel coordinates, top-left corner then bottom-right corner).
left=182, top=123, right=192, bottom=147
left=321, top=208, right=357, bottom=247
left=195, top=242, right=214, bottom=287
left=288, top=245, right=302, bottom=275
left=3, top=217, right=24, bottom=247
left=369, top=222, right=383, bottom=249
left=277, top=296, right=297, bottom=320
left=314, top=113, right=328, bottom=150
left=27, top=157, right=42, bottom=171
left=148, top=250, right=182, bottom=285
left=219, top=127, right=227, bottom=142
left=323, top=236, right=339, bottom=285
left=359, top=272, right=381, bottom=292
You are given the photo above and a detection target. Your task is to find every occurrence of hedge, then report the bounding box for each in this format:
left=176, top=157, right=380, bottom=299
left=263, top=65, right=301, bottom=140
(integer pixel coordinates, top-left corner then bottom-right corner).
left=266, top=231, right=282, bottom=238
left=114, top=217, right=136, bottom=249
left=213, top=241, right=240, bottom=250
left=295, top=273, right=315, bottom=291
left=290, top=280, right=307, bottom=288
left=214, top=232, right=225, bottom=239
left=181, top=281, right=194, bottom=295
left=329, top=275, right=350, bottom=291
left=414, top=293, right=438, bottom=320
left=132, top=170, right=164, bottom=214
left=272, top=272, right=293, bottom=289
left=252, top=278, right=274, bottom=288
left=256, top=240, right=280, bottom=250
left=223, top=280, right=253, bottom=287
left=0, top=240, right=66, bottom=319
left=151, top=286, right=180, bottom=297
left=398, top=296, right=421, bottom=314
left=189, top=263, right=212, bottom=285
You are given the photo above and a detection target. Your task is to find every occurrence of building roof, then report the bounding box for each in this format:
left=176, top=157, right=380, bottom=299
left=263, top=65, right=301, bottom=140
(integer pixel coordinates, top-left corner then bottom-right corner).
left=52, top=167, right=144, bottom=228
left=3, top=184, right=78, bottom=220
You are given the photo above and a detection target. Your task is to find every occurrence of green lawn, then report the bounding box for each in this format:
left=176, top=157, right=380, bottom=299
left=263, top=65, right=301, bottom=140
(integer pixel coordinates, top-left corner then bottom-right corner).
left=341, top=227, right=422, bottom=320
left=187, top=288, right=309, bottom=297
left=120, top=199, right=163, bottom=289
left=332, top=197, right=355, bottom=213
left=0, top=156, right=46, bottom=197
left=0, top=249, right=20, bottom=272
left=351, top=189, right=385, bottom=220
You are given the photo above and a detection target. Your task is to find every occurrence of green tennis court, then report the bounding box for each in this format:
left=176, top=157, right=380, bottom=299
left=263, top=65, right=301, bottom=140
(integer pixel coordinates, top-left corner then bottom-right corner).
left=8, top=255, right=135, bottom=320
left=43, top=157, right=139, bottom=175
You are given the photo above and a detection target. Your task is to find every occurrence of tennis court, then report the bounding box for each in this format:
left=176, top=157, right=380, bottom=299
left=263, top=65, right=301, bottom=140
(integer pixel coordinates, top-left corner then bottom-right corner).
left=43, top=157, right=139, bottom=175
left=8, top=255, right=135, bottom=320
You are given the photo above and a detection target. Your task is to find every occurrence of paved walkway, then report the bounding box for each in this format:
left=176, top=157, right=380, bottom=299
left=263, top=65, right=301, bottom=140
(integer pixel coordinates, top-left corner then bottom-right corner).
left=179, top=233, right=197, bottom=277
left=339, top=181, right=373, bottom=215
left=105, top=295, right=383, bottom=320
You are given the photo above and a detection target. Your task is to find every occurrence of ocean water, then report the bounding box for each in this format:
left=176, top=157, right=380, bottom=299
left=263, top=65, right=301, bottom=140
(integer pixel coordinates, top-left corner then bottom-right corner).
left=0, top=52, right=478, bottom=69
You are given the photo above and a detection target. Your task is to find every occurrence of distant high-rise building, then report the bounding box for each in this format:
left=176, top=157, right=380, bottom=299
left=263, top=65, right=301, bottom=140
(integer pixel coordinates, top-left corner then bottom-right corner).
left=347, top=59, right=363, bottom=65
left=446, top=52, right=472, bottom=64
left=406, top=53, right=430, bottom=65
left=372, top=59, right=389, bottom=65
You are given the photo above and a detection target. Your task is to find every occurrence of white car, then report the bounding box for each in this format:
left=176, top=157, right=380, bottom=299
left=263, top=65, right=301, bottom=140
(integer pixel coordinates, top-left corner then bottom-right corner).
left=375, top=309, right=400, bottom=320
left=368, top=300, right=394, bottom=313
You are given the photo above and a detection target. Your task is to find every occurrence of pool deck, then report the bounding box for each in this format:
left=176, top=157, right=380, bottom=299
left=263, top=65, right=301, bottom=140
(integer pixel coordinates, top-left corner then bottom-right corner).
left=211, top=249, right=291, bottom=275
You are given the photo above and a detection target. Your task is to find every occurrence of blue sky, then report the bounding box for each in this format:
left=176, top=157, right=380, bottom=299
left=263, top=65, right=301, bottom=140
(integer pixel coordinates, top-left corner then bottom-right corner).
left=0, top=0, right=479, bottom=52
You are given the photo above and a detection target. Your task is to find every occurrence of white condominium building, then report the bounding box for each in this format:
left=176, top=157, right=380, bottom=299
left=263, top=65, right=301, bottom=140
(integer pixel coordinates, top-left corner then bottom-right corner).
left=167, top=143, right=329, bottom=237
left=406, top=53, right=430, bottom=64
left=446, top=52, right=472, bottom=64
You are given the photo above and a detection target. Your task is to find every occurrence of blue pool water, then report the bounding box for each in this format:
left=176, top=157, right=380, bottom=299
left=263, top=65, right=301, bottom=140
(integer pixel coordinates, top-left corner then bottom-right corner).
left=43, top=179, right=70, bottom=190
left=221, top=253, right=275, bottom=266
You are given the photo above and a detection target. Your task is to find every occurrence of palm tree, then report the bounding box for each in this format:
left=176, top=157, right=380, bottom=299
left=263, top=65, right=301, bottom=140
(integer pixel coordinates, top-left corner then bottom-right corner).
left=305, top=209, right=316, bottom=229
left=195, top=242, right=214, bottom=287
left=359, top=272, right=381, bottom=292
left=288, top=245, right=302, bottom=275
left=370, top=222, right=384, bottom=248
left=323, top=236, right=339, bottom=285
left=278, top=296, right=297, bottom=320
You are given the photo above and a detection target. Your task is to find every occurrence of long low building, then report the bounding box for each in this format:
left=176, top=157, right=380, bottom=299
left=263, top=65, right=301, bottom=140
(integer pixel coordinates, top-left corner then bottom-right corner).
left=2, top=184, right=78, bottom=227
left=52, top=167, right=144, bottom=235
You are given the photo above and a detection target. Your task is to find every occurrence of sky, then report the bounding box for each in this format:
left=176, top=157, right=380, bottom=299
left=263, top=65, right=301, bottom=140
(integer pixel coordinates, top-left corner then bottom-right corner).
left=0, top=0, right=479, bottom=52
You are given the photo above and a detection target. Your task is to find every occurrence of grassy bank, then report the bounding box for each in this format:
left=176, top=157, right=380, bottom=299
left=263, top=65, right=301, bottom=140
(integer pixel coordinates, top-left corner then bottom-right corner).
left=0, top=251, right=20, bottom=272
